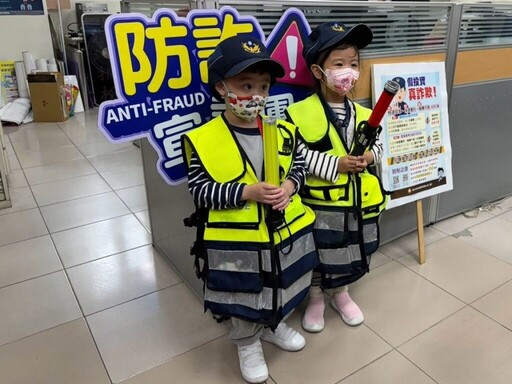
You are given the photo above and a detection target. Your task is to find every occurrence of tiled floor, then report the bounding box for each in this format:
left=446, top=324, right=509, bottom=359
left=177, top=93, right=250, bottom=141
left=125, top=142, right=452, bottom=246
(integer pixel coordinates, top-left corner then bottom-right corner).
left=1, top=111, right=512, bottom=384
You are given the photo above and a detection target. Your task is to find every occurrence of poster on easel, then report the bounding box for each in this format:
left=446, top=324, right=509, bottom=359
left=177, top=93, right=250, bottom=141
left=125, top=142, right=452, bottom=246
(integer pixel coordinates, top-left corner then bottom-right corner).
left=372, top=62, right=453, bottom=210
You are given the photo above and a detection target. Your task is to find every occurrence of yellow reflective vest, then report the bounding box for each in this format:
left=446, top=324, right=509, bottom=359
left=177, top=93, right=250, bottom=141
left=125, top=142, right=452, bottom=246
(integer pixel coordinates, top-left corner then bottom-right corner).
left=181, top=114, right=318, bottom=327
left=286, top=94, right=387, bottom=289
left=287, top=93, right=387, bottom=219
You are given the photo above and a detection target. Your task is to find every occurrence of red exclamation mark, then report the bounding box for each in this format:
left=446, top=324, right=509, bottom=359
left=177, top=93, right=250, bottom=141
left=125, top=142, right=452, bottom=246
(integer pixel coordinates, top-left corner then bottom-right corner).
left=286, top=35, right=298, bottom=79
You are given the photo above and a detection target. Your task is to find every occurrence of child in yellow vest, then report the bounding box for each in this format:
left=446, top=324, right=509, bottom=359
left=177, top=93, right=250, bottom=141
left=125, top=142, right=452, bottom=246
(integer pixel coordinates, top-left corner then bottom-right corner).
left=182, top=35, right=318, bottom=384
left=286, top=22, right=387, bottom=332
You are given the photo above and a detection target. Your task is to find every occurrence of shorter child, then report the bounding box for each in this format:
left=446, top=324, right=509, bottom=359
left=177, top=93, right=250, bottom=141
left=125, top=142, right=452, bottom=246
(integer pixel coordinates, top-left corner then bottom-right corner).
left=182, top=35, right=318, bottom=383
left=286, top=22, right=387, bottom=332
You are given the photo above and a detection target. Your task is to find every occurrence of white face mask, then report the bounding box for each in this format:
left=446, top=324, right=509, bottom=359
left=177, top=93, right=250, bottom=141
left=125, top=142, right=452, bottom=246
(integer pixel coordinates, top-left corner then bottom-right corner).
left=222, top=82, right=267, bottom=122
left=322, top=67, right=360, bottom=95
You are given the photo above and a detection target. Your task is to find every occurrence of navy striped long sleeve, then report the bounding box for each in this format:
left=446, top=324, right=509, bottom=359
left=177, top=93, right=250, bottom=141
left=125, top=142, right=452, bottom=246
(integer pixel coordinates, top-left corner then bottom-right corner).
left=187, top=152, right=245, bottom=210
left=187, top=150, right=306, bottom=209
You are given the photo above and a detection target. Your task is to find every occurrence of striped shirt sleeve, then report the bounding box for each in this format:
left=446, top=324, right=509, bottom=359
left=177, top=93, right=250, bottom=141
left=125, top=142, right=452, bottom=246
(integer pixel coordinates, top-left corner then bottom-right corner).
left=286, top=149, right=307, bottom=194
left=371, top=136, right=383, bottom=165
left=297, top=137, right=340, bottom=183
left=187, top=151, right=245, bottom=209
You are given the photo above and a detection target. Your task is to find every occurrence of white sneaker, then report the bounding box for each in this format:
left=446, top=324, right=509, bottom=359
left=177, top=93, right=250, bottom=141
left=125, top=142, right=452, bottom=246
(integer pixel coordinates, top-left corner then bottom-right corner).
left=238, top=340, right=268, bottom=383
left=261, top=322, right=306, bottom=351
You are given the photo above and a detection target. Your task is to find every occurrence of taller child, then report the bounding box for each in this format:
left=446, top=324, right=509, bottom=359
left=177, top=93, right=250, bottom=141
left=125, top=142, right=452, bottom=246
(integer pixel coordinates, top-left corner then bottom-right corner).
left=182, top=35, right=318, bottom=383
left=286, top=22, right=387, bottom=332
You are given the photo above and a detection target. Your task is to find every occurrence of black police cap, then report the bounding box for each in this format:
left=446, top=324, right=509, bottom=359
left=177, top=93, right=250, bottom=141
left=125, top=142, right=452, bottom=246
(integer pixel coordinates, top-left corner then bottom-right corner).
left=303, top=22, right=373, bottom=68
left=207, top=34, right=285, bottom=100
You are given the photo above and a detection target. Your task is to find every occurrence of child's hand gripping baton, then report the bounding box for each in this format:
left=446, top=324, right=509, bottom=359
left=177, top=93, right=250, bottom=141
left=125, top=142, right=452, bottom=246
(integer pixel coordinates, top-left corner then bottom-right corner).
left=350, top=79, right=400, bottom=156
left=262, top=117, right=284, bottom=230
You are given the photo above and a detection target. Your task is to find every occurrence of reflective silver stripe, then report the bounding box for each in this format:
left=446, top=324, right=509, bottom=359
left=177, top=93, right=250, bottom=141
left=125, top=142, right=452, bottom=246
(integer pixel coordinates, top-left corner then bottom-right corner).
left=205, top=286, right=272, bottom=310
left=278, top=271, right=312, bottom=308
left=314, top=209, right=345, bottom=231
left=318, top=244, right=361, bottom=266
left=279, top=232, right=316, bottom=271
left=261, top=249, right=272, bottom=273
left=204, top=271, right=313, bottom=311
left=347, top=214, right=358, bottom=231
left=363, top=222, right=378, bottom=243
left=208, top=249, right=259, bottom=273
left=327, top=273, right=350, bottom=279
left=207, top=233, right=316, bottom=275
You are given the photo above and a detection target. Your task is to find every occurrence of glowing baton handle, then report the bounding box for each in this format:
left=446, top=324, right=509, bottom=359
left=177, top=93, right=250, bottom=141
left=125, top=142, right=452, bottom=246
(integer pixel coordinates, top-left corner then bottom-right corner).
left=263, top=117, right=279, bottom=186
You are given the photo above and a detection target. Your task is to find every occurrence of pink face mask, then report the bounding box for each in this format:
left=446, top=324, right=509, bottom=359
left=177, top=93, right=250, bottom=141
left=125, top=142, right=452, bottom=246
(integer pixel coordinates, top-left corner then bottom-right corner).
left=323, top=68, right=360, bottom=94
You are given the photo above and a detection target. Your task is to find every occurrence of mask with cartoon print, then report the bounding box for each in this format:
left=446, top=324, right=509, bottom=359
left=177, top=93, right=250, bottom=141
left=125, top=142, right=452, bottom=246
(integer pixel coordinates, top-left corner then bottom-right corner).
left=222, top=82, right=267, bottom=122
left=323, top=68, right=360, bottom=94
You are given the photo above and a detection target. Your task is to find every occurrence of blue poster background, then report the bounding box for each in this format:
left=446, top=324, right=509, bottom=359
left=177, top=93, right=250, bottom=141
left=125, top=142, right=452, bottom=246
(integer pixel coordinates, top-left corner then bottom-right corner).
left=98, top=7, right=314, bottom=185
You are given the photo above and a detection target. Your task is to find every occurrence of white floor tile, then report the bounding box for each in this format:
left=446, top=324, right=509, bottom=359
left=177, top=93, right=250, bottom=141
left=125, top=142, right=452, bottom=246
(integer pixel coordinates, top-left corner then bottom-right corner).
left=0, top=236, right=62, bottom=288
left=399, top=236, right=512, bottom=303
left=116, top=185, right=148, bottom=213
left=340, top=351, right=437, bottom=384
left=17, top=146, right=84, bottom=169
left=51, top=214, right=151, bottom=267
left=458, top=216, right=512, bottom=264
left=87, top=284, right=227, bottom=383
left=135, top=210, right=151, bottom=233
left=23, top=158, right=96, bottom=186
left=0, top=186, right=37, bottom=216
left=40, top=192, right=130, bottom=233
left=68, top=245, right=181, bottom=315
left=88, top=149, right=142, bottom=173
left=350, top=261, right=465, bottom=347
left=11, top=134, right=74, bottom=153
left=379, top=226, right=447, bottom=260
left=399, top=306, right=512, bottom=384
left=100, top=164, right=145, bottom=190
left=76, top=140, right=134, bottom=158
left=0, top=271, right=82, bottom=346
left=0, top=208, right=48, bottom=247
left=31, top=173, right=112, bottom=206
left=64, top=127, right=111, bottom=145
left=0, top=319, right=110, bottom=384
left=432, top=211, right=495, bottom=235
left=5, top=170, right=28, bottom=189
left=473, top=280, right=512, bottom=329
left=500, top=209, right=512, bottom=224
left=7, top=124, right=67, bottom=144
left=7, top=154, right=21, bottom=171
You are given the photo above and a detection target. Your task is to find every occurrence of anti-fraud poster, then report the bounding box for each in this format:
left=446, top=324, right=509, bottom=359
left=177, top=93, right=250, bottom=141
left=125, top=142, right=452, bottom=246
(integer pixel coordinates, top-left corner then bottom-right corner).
left=98, top=7, right=313, bottom=185
left=372, top=62, right=453, bottom=209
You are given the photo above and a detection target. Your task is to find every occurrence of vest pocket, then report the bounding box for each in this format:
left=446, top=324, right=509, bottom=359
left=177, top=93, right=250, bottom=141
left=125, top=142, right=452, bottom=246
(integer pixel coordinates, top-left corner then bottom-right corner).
left=207, top=204, right=260, bottom=229
left=305, top=177, right=350, bottom=202
left=359, top=173, right=386, bottom=217
left=312, top=209, right=350, bottom=249
left=206, top=247, right=263, bottom=293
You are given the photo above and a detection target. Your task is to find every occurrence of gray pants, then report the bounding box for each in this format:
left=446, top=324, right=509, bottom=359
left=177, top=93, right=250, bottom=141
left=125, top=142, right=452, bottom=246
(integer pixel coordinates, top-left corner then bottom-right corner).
left=229, top=318, right=265, bottom=347
left=229, top=312, right=293, bottom=347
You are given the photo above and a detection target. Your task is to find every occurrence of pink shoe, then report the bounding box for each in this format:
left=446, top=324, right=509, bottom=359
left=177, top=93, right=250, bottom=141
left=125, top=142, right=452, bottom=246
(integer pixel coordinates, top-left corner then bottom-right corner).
left=302, top=295, right=325, bottom=332
left=331, top=291, right=364, bottom=326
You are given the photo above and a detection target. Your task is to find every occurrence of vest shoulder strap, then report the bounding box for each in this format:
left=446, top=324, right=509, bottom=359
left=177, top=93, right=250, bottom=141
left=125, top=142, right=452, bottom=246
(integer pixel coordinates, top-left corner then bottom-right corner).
left=182, top=116, right=246, bottom=183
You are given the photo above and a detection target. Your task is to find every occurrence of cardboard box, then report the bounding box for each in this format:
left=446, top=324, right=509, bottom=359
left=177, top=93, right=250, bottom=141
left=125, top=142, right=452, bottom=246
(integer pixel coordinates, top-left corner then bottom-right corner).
left=27, top=73, right=69, bottom=122
left=46, top=0, right=71, bottom=10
